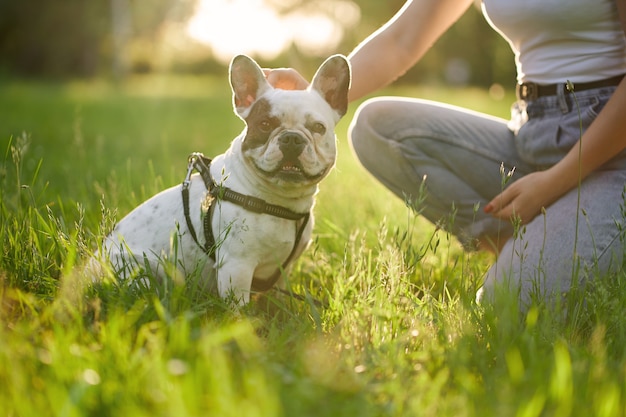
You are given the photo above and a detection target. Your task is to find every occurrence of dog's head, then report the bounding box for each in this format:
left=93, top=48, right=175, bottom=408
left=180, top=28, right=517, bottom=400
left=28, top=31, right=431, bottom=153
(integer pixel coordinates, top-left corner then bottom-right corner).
left=229, top=54, right=350, bottom=187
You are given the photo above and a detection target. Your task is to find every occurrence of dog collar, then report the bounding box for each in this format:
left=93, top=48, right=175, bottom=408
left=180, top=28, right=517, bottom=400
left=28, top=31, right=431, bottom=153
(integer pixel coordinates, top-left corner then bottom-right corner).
left=184, top=153, right=308, bottom=221
left=181, top=152, right=310, bottom=292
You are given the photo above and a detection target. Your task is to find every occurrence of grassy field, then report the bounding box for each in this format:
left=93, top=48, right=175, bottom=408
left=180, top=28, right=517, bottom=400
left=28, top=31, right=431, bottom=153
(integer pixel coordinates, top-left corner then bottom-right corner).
left=2, top=74, right=626, bottom=417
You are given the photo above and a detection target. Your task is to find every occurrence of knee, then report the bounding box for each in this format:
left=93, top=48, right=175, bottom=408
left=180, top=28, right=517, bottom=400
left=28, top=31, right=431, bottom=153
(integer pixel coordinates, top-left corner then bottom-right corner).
left=348, top=98, right=398, bottom=165
left=348, top=99, right=381, bottom=149
left=349, top=97, right=434, bottom=153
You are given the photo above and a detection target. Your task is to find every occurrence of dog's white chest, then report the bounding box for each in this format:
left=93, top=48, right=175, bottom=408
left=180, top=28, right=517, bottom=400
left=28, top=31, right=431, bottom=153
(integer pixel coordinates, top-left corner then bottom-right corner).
left=93, top=53, right=349, bottom=306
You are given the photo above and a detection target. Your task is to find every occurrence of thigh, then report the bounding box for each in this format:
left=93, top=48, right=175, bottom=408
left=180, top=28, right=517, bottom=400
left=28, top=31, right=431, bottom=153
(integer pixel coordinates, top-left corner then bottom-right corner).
left=482, top=169, right=626, bottom=306
left=349, top=97, right=532, bottom=243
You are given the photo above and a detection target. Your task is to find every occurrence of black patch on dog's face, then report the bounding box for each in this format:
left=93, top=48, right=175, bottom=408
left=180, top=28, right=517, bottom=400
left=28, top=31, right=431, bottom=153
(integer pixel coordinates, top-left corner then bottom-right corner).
left=242, top=98, right=281, bottom=152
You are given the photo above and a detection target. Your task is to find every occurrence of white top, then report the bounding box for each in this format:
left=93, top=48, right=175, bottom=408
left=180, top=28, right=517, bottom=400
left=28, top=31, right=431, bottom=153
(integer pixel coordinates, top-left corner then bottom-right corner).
left=482, top=0, right=626, bottom=84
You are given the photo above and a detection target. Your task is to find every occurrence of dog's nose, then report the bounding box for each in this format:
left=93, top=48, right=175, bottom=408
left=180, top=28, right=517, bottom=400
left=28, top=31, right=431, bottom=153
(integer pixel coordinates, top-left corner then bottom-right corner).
left=278, top=132, right=306, bottom=157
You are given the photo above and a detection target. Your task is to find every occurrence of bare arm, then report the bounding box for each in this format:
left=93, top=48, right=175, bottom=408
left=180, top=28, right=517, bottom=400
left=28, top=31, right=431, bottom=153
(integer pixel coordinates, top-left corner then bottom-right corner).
left=347, top=0, right=473, bottom=101
left=265, top=0, right=474, bottom=101
left=485, top=78, right=626, bottom=223
left=485, top=0, right=626, bottom=223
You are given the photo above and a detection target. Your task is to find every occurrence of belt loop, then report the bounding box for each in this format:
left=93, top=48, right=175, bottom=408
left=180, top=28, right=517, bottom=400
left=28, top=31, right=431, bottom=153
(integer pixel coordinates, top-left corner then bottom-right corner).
left=556, top=83, right=569, bottom=114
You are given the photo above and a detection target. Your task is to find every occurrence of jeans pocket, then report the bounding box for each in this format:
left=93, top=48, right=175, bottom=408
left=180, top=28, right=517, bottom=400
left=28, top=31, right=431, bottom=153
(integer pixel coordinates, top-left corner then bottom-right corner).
left=515, top=114, right=561, bottom=168
left=515, top=96, right=607, bottom=168
left=556, top=96, right=603, bottom=147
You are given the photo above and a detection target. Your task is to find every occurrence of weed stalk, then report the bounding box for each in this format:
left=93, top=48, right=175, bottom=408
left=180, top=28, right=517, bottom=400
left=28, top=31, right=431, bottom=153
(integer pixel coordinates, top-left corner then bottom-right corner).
left=565, top=80, right=583, bottom=283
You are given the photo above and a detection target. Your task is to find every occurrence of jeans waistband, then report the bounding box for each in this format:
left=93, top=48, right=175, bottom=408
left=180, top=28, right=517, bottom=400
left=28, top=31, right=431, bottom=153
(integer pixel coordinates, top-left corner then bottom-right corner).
left=516, top=74, right=624, bottom=101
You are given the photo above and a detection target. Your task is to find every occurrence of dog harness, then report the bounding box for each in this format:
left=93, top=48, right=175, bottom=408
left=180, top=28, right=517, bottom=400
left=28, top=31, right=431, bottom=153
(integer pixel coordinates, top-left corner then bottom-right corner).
left=181, top=152, right=311, bottom=292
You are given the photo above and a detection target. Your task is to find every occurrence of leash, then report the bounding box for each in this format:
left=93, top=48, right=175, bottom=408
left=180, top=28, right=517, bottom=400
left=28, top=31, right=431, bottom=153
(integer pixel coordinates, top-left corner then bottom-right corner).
left=181, top=152, right=314, bottom=295
left=182, top=153, right=214, bottom=254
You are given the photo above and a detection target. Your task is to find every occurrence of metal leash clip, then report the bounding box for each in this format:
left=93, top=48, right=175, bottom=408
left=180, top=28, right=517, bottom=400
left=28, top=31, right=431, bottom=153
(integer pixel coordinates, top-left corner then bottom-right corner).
left=183, top=153, right=202, bottom=190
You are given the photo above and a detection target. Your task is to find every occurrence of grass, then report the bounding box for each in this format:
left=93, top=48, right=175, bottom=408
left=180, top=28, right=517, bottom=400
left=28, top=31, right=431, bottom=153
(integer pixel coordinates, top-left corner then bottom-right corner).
left=2, top=75, right=626, bottom=417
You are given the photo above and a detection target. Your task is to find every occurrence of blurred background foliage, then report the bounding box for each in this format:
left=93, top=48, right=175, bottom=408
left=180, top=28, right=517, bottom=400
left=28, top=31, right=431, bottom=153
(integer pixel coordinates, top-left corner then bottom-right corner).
left=0, top=0, right=515, bottom=87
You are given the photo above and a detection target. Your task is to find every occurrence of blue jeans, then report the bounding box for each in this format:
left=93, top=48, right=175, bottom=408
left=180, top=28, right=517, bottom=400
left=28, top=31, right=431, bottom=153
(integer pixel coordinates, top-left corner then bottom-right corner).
left=349, top=86, right=626, bottom=306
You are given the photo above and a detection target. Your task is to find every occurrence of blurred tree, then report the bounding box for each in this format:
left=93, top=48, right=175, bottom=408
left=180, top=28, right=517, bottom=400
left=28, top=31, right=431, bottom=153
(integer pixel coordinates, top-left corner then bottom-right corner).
left=0, top=0, right=193, bottom=78
left=0, top=0, right=514, bottom=87
left=0, top=0, right=108, bottom=76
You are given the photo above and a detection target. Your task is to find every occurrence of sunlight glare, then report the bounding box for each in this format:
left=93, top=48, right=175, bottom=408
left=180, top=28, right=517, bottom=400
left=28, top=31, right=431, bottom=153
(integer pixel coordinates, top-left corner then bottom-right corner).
left=187, top=0, right=289, bottom=63
left=186, top=0, right=360, bottom=63
left=287, top=12, right=341, bottom=55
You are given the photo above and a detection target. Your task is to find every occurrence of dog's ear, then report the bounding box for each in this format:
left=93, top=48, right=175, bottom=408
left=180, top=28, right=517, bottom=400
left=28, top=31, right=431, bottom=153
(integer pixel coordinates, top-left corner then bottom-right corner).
left=309, top=55, right=351, bottom=120
left=229, top=55, right=272, bottom=118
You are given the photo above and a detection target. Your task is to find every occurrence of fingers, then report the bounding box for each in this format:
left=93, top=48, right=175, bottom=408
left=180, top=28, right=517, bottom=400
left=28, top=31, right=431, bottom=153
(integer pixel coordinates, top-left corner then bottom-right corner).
left=263, top=68, right=309, bottom=90
left=484, top=188, right=512, bottom=216
left=483, top=199, right=496, bottom=214
left=485, top=172, right=552, bottom=225
left=484, top=187, right=519, bottom=220
left=484, top=187, right=541, bottom=224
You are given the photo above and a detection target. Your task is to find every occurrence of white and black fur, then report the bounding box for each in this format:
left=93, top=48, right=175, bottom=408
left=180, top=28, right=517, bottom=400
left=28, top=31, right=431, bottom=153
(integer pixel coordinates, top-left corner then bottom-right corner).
left=91, top=54, right=351, bottom=305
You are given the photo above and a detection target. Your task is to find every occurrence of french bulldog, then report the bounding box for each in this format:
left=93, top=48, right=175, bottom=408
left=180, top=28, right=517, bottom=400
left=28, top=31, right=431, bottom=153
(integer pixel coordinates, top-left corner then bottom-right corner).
left=93, top=54, right=351, bottom=305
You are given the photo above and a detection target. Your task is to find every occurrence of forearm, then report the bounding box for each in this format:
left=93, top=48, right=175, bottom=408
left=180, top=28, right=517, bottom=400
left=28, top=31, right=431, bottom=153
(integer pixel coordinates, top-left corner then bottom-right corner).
left=347, top=0, right=473, bottom=102
left=544, top=79, right=626, bottom=199
left=485, top=79, right=626, bottom=223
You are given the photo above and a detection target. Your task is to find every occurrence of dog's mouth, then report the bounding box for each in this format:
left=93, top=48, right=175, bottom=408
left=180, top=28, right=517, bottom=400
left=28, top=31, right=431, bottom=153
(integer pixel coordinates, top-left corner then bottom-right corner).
left=272, top=159, right=307, bottom=181
left=279, top=161, right=303, bottom=174
left=255, top=159, right=325, bottom=183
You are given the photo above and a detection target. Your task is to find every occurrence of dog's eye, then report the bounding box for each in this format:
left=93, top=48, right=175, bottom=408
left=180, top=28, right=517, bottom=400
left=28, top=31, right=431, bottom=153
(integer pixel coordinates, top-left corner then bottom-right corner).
left=310, top=122, right=326, bottom=135
left=259, top=119, right=273, bottom=133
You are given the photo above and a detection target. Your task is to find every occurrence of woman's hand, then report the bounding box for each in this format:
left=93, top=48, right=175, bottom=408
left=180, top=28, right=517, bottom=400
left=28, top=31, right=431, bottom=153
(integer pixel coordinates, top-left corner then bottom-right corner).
left=263, top=68, right=309, bottom=90
left=485, top=75, right=626, bottom=226
left=484, top=170, right=561, bottom=224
